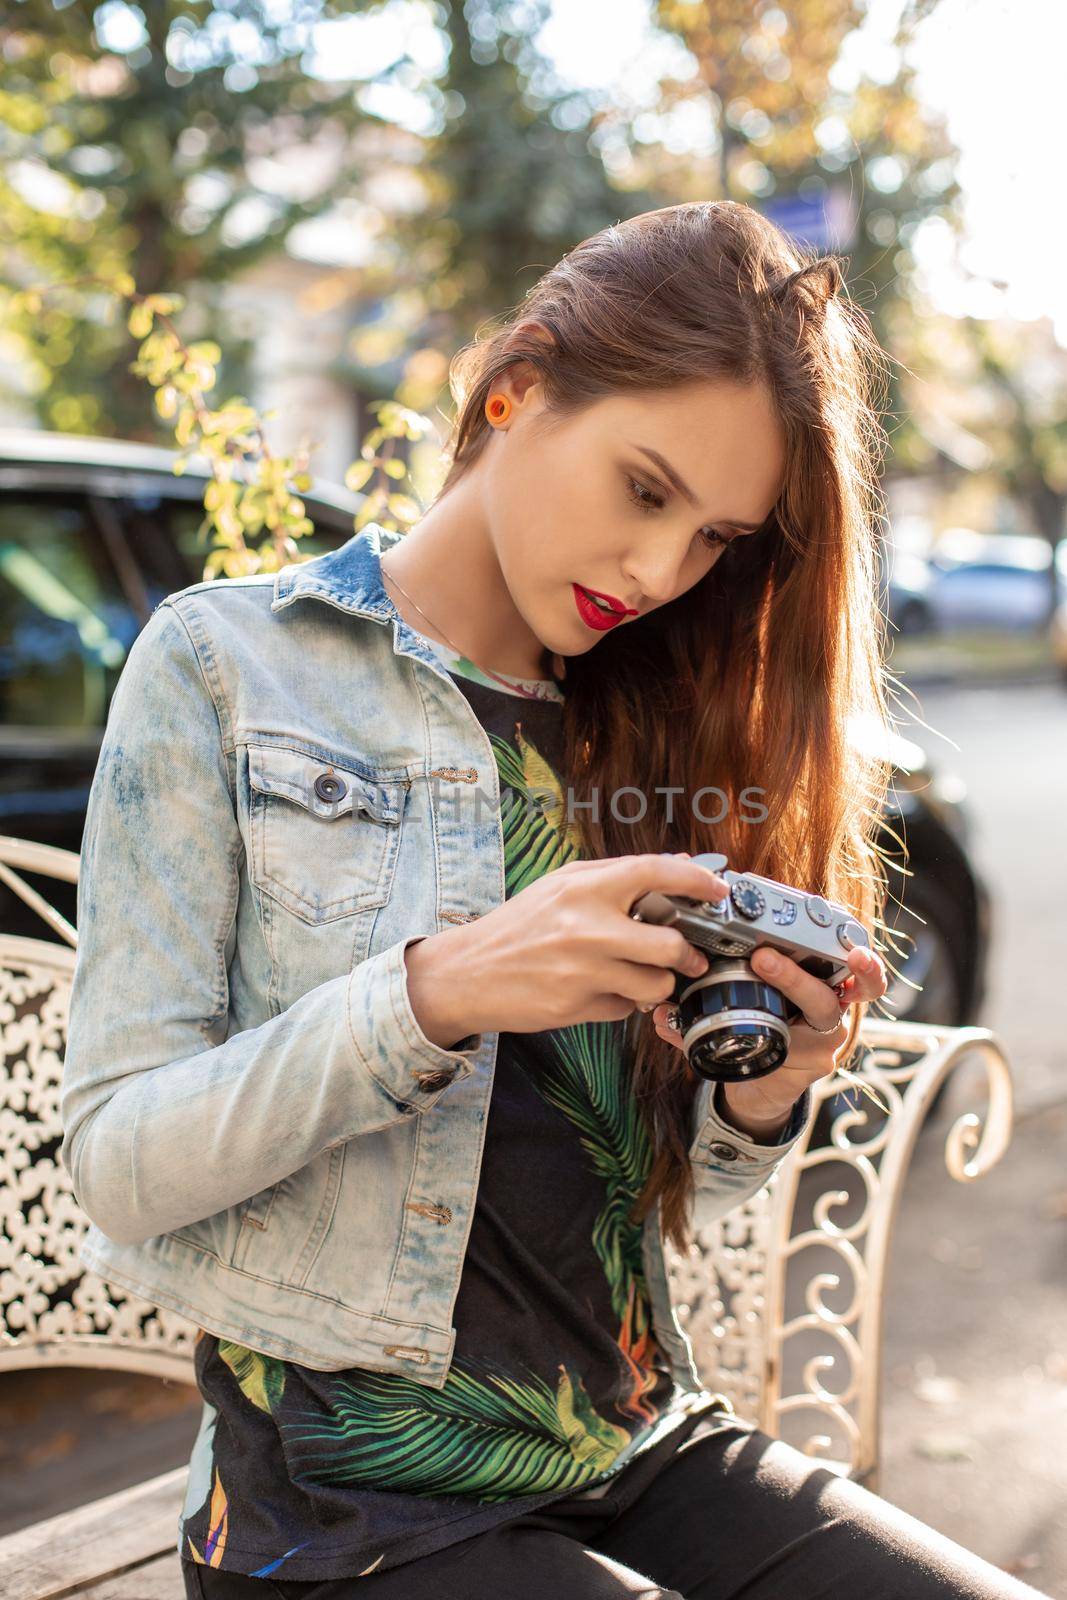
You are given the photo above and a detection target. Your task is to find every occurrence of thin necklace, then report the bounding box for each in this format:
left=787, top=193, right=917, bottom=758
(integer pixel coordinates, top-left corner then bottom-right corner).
left=380, top=556, right=564, bottom=701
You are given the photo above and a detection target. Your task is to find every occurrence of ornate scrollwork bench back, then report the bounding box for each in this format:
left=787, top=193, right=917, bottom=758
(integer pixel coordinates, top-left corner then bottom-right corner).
left=0, top=835, right=200, bottom=1387
left=0, top=833, right=1015, bottom=1492
left=665, top=1017, right=1015, bottom=1492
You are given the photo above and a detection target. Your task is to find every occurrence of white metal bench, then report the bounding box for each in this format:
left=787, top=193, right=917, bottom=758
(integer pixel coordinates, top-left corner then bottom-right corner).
left=0, top=833, right=1016, bottom=1598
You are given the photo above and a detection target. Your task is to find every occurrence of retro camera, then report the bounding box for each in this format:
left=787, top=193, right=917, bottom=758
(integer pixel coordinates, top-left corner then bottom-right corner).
left=629, top=852, right=869, bottom=1083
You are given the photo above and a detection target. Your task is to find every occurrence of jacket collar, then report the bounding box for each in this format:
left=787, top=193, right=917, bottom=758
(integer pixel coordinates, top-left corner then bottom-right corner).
left=269, top=518, right=457, bottom=683
left=270, top=520, right=404, bottom=622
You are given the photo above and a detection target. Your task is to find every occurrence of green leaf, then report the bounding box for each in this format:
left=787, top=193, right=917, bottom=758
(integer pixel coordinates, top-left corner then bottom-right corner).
left=154, top=385, right=178, bottom=419
left=186, top=340, right=223, bottom=366
left=144, top=293, right=185, bottom=316
left=127, top=303, right=153, bottom=339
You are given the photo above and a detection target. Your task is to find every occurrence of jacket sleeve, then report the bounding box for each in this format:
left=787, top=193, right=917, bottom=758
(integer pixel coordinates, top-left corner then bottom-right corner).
left=59, top=599, right=482, bottom=1248
left=685, top=1077, right=814, bottom=1231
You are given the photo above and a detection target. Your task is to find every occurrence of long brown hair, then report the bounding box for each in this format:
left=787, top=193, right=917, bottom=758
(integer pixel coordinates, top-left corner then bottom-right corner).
left=436, top=201, right=895, bottom=1254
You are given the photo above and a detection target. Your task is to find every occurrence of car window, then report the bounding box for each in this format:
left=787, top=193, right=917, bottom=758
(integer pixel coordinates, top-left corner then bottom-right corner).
left=0, top=485, right=353, bottom=733
left=102, top=489, right=200, bottom=601
left=0, top=494, right=138, bottom=730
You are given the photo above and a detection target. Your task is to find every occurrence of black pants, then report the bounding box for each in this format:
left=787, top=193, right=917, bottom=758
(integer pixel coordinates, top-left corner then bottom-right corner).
left=182, top=1409, right=1051, bottom=1600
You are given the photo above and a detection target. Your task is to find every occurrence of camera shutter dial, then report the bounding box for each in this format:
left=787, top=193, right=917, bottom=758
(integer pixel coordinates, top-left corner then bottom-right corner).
left=805, top=895, right=833, bottom=927
left=730, top=879, right=765, bottom=920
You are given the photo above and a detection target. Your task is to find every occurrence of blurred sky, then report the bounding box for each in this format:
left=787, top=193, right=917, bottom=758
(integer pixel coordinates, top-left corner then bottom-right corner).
left=905, top=0, right=1067, bottom=342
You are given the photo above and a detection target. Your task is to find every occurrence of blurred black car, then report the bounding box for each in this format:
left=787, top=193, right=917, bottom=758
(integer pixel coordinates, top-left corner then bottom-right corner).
left=0, top=429, right=990, bottom=1035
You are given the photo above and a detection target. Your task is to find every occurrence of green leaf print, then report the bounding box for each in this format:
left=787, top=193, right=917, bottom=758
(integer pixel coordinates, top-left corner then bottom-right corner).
left=278, top=1359, right=629, bottom=1502
left=537, top=1023, right=653, bottom=1326
left=491, top=725, right=582, bottom=892
left=530, top=1022, right=665, bottom=1422
left=554, top=1363, right=631, bottom=1467
left=218, top=1340, right=288, bottom=1414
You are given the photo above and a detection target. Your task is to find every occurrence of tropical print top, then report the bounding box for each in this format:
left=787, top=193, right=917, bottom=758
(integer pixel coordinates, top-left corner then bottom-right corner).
left=178, top=633, right=701, bottom=1583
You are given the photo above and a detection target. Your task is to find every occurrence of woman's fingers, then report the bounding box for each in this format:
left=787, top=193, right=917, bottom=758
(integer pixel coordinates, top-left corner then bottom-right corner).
left=843, top=941, right=888, bottom=994
left=749, top=942, right=885, bottom=1030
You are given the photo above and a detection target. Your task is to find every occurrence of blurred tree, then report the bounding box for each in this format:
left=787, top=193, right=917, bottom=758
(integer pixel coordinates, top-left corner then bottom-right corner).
left=330, top=0, right=653, bottom=424
left=969, top=319, right=1067, bottom=579
left=902, top=311, right=1067, bottom=616
left=645, top=0, right=962, bottom=457
left=1, top=0, right=643, bottom=447
left=0, top=0, right=404, bottom=436
left=3, top=0, right=975, bottom=515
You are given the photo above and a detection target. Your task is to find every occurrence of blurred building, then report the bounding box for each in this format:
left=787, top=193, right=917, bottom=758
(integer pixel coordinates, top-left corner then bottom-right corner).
left=222, top=252, right=365, bottom=484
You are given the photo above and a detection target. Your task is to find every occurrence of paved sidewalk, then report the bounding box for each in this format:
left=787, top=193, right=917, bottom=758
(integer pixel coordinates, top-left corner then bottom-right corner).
left=877, top=1088, right=1066, bottom=1593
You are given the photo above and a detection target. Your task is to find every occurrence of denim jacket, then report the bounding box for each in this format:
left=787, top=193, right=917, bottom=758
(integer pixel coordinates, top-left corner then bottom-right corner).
left=59, top=520, right=813, bottom=1392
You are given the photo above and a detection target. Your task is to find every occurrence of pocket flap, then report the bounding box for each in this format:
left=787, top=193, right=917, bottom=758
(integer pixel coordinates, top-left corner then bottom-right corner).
left=248, top=745, right=403, bottom=825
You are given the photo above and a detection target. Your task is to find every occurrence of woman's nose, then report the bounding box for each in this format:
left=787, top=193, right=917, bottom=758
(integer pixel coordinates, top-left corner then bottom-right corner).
left=622, top=550, right=687, bottom=606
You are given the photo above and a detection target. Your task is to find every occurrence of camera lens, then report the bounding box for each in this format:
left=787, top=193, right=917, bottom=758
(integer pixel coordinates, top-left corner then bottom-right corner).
left=674, top=960, right=792, bottom=1082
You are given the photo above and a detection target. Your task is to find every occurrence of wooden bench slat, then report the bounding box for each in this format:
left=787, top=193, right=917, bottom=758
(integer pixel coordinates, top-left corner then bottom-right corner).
left=0, top=1465, right=188, bottom=1600
left=71, top=1550, right=186, bottom=1600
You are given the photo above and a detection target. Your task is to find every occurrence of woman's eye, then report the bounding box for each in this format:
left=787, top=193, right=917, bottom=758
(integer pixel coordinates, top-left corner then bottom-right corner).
left=625, top=474, right=728, bottom=550
left=625, top=475, right=665, bottom=514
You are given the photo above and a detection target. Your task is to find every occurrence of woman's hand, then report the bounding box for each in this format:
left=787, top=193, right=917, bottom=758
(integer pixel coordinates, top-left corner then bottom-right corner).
left=650, top=940, right=889, bottom=1137
left=403, top=852, right=729, bottom=1047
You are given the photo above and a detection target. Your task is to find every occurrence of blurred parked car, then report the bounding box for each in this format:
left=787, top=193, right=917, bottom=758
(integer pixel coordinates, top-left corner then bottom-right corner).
left=925, top=529, right=1061, bottom=633
left=0, top=429, right=990, bottom=1033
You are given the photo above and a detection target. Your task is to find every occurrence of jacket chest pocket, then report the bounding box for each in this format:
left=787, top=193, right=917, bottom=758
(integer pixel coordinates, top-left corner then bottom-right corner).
left=246, top=743, right=407, bottom=925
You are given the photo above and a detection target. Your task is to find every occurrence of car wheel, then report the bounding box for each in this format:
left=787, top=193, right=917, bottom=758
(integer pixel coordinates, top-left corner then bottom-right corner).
left=880, top=875, right=967, bottom=1029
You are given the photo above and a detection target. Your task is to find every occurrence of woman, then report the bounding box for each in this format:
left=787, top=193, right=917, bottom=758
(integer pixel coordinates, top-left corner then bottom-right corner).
left=60, top=201, right=1047, bottom=1599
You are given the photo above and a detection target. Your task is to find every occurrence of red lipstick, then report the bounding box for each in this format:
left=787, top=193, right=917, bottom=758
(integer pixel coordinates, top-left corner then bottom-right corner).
left=572, top=583, right=638, bottom=633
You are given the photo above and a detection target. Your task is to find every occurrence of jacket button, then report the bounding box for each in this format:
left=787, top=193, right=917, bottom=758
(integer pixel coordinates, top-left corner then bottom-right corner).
left=415, top=1068, right=456, bottom=1092
left=314, top=771, right=348, bottom=803
left=708, top=1142, right=739, bottom=1162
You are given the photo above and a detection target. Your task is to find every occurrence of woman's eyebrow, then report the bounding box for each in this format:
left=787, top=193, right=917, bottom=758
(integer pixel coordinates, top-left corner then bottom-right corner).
left=630, top=444, right=763, bottom=530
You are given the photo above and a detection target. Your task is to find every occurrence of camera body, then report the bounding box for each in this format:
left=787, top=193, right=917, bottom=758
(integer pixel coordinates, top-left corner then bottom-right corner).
left=629, top=851, right=869, bottom=1083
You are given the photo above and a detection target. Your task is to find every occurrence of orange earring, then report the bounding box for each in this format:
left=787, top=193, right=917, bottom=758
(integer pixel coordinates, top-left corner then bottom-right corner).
left=485, top=393, right=512, bottom=425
